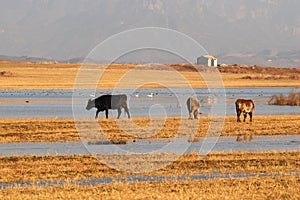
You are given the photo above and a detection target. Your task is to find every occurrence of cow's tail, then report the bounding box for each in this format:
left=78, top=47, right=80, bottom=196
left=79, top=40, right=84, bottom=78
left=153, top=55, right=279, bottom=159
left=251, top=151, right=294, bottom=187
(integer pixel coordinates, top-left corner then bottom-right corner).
left=122, top=94, right=128, bottom=106
left=123, top=95, right=127, bottom=101
left=235, top=101, right=239, bottom=111
left=186, top=98, right=191, bottom=113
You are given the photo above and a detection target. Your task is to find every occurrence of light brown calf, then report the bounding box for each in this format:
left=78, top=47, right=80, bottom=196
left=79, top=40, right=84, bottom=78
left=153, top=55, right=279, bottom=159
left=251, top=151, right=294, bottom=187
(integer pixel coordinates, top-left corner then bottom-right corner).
left=235, top=99, right=254, bottom=122
left=187, top=97, right=201, bottom=119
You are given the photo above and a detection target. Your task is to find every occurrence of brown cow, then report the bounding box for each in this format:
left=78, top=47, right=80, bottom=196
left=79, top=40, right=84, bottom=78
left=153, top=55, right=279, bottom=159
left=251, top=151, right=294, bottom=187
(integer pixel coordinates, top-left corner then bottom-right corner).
left=235, top=99, right=254, bottom=122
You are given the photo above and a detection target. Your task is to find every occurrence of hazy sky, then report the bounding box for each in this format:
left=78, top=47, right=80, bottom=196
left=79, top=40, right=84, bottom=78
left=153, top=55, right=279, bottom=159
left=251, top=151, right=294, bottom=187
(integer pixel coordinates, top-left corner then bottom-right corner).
left=0, top=0, right=299, bottom=61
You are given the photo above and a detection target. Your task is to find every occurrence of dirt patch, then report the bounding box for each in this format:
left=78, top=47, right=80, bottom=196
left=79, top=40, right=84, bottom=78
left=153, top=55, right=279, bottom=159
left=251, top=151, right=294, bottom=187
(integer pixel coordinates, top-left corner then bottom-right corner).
left=133, top=64, right=213, bottom=72
left=241, top=74, right=299, bottom=80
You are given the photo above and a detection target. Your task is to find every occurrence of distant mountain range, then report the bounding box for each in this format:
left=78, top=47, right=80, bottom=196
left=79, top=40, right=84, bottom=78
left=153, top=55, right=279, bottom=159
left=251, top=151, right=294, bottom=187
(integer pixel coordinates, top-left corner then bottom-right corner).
left=1, top=0, right=300, bottom=67
left=0, top=55, right=95, bottom=64
left=0, top=55, right=55, bottom=63
left=218, top=49, right=300, bottom=67
left=1, top=48, right=300, bottom=67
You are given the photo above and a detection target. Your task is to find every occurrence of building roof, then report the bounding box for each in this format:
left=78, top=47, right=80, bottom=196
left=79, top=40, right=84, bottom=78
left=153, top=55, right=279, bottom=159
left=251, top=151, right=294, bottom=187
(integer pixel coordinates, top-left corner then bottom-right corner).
left=201, top=55, right=217, bottom=60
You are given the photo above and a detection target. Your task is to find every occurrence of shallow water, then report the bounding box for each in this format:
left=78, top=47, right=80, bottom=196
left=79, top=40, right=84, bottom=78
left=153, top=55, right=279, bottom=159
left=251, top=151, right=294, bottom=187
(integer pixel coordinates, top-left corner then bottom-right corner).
left=0, top=87, right=299, bottom=118
left=0, top=135, right=299, bottom=157
left=1, top=171, right=299, bottom=189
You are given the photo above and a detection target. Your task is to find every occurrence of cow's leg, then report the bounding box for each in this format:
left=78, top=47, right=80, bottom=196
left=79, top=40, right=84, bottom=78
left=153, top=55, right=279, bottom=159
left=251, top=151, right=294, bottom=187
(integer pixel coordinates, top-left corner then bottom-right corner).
left=249, top=112, right=253, bottom=122
left=188, top=106, right=193, bottom=119
left=243, top=112, right=247, bottom=122
left=124, top=106, right=130, bottom=118
left=236, top=110, right=241, bottom=122
left=105, top=109, right=109, bottom=119
left=95, top=109, right=100, bottom=119
left=194, top=110, right=198, bottom=119
left=189, top=112, right=194, bottom=119
left=187, top=109, right=191, bottom=119
left=117, top=108, right=122, bottom=119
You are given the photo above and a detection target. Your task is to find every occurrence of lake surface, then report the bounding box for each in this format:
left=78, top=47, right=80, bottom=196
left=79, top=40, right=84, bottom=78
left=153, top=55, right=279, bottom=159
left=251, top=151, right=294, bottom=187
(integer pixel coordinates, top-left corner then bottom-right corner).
left=0, top=87, right=299, bottom=118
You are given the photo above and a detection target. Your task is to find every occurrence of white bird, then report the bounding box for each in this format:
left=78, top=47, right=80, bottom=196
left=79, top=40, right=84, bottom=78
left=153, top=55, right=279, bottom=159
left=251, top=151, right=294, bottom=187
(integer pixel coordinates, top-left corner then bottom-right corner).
left=135, top=93, right=139, bottom=97
left=147, top=93, right=154, bottom=98
left=89, top=93, right=95, bottom=98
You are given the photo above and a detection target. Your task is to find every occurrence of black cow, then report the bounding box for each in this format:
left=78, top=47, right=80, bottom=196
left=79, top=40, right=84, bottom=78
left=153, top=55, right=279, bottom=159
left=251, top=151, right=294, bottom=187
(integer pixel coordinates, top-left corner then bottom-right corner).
left=86, top=94, right=130, bottom=119
left=235, top=99, right=255, bottom=122
left=187, top=97, right=201, bottom=119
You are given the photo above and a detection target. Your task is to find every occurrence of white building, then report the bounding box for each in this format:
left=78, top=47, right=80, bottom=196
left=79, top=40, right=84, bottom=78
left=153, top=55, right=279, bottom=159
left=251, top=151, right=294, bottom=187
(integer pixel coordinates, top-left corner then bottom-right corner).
left=197, top=55, right=217, bottom=67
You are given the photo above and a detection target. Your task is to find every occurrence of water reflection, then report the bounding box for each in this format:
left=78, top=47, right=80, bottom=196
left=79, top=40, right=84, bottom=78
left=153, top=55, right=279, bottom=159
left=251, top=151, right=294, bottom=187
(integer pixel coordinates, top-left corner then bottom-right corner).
left=236, top=134, right=253, bottom=142
left=0, top=135, right=299, bottom=157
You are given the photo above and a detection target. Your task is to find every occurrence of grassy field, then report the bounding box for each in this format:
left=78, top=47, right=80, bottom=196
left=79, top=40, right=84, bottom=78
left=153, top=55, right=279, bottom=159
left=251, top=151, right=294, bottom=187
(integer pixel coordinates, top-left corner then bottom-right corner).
left=1, top=61, right=300, bottom=89
left=0, top=151, right=299, bottom=182
left=0, top=115, right=299, bottom=143
left=1, top=176, right=299, bottom=200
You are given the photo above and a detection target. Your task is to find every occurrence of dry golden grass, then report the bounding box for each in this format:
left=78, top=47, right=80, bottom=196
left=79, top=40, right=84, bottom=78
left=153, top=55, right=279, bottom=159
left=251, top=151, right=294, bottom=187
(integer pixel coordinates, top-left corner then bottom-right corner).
left=0, top=61, right=299, bottom=89
left=1, top=176, right=299, bottom=200
left=0, top=61, right=79, bottom=89
left=0, top=118, right=78, bottom=142
left=0, top=115, right=299, bottom=143
left=1, top=151, right=297, bottom=200
left=0, top=151, right=299, bottom=183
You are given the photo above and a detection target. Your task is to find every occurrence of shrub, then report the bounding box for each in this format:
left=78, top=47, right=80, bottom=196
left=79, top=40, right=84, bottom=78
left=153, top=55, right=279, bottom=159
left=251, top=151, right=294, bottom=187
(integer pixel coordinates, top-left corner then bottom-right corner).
left=268, top=92, right=300, bottom=106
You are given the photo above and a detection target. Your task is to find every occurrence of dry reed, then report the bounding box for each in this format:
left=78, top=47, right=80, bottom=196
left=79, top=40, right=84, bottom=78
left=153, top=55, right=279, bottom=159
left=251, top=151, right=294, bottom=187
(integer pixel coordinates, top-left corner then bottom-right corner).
left=268, top=92, right=300, bottom=106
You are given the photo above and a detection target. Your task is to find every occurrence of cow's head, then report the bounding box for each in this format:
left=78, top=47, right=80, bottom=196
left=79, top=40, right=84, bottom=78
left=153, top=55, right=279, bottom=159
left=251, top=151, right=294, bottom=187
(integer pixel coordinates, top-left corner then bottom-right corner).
left=86, top=99, right=95, bottom=110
